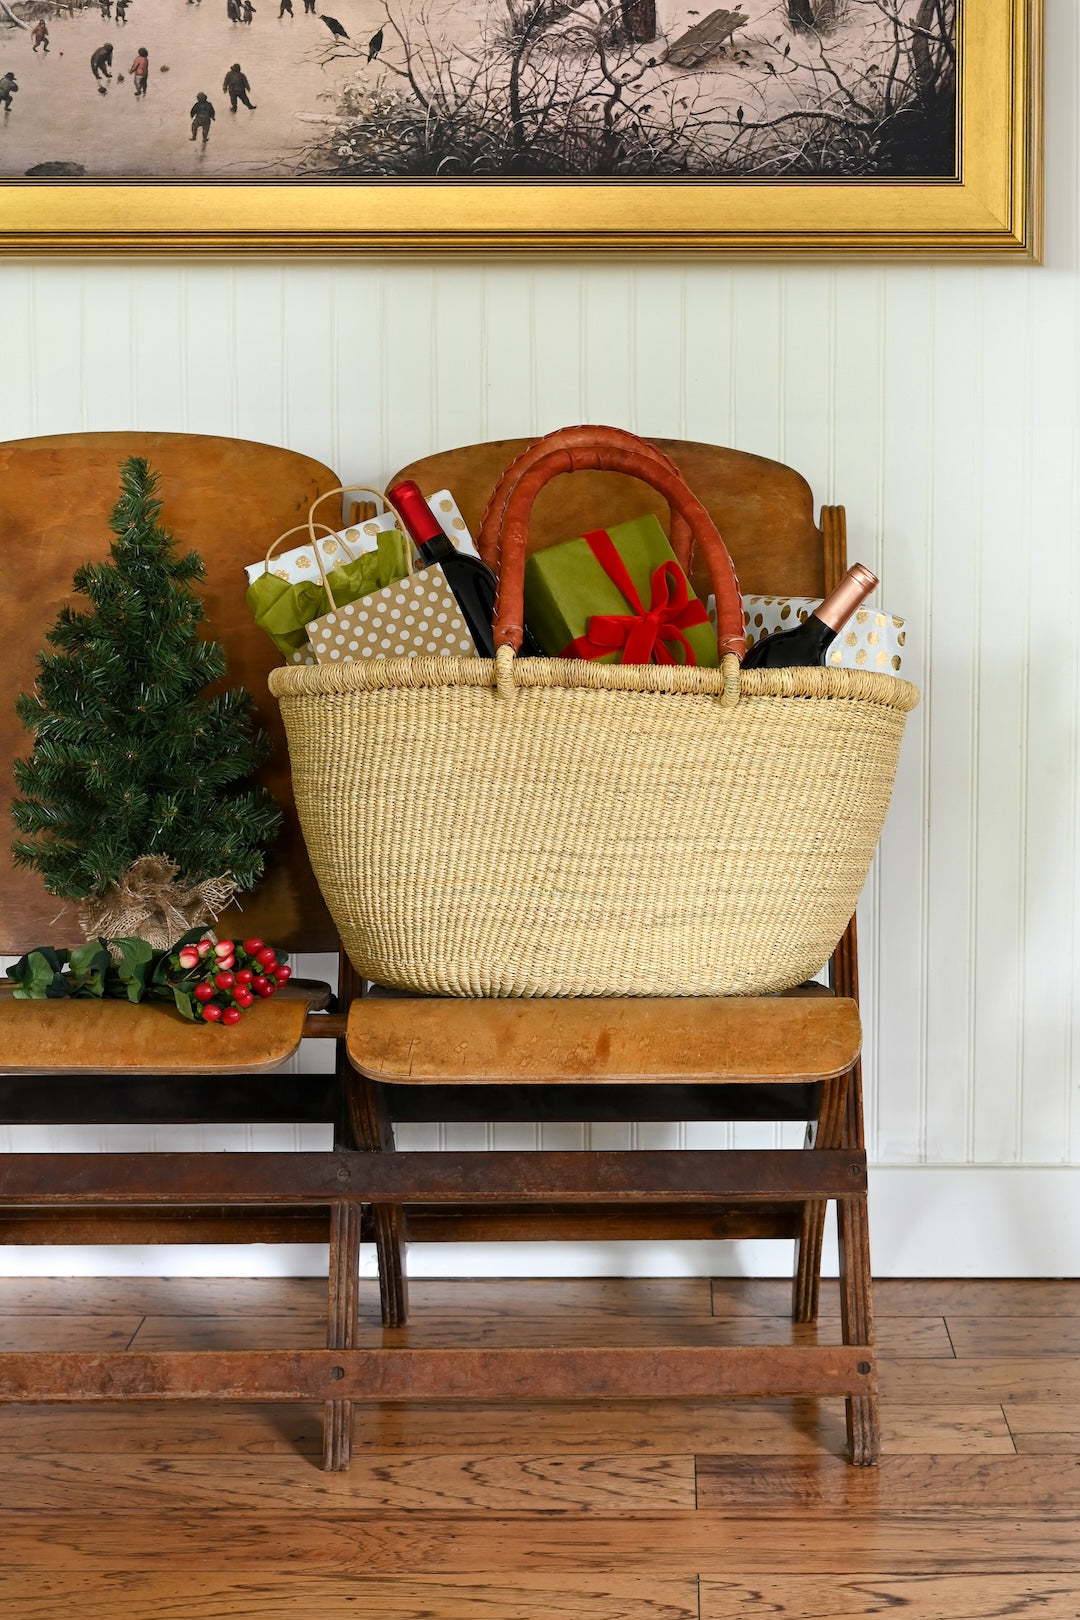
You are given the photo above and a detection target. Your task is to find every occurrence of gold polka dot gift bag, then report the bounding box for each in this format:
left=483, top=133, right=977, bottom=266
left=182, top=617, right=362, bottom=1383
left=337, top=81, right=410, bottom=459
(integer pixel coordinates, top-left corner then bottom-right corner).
left=306, top=566, right=477, bottom=664
left=247, top=486, right=411, bottom=667
left=295, top=484, right=479, bottom=663
left=271, top=430, right=919, bottom=999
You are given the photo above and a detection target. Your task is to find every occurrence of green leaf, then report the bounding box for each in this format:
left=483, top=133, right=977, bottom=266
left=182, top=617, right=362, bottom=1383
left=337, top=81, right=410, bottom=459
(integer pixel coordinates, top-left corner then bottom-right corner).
left=111, top=937, right=155, bottom=1004
left=67, top=940, right=111, bottom=998
left=10, top=948, right=72, bottom=1000
left=172, top=985, right=197, bottom=1021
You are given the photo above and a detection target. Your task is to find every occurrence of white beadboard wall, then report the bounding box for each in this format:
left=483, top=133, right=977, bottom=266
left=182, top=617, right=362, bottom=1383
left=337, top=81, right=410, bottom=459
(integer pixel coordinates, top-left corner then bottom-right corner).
left=1, top=4, right=1078, bottom=1279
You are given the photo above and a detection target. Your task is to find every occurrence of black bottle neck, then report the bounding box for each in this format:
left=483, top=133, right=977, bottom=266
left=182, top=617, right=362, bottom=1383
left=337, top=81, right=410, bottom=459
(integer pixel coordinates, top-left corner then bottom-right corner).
left=416, top=531, right=454, bottom=565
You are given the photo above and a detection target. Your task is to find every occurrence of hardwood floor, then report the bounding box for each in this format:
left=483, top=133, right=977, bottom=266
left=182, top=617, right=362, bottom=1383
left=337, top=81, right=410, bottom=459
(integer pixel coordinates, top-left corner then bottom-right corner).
left=0, top=1277, right=1077, bottom=1618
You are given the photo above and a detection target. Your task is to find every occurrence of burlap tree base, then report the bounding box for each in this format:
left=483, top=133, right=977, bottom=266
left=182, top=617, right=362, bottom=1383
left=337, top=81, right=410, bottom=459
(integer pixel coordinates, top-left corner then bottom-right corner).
left=78, top=856, right=237, bottom=952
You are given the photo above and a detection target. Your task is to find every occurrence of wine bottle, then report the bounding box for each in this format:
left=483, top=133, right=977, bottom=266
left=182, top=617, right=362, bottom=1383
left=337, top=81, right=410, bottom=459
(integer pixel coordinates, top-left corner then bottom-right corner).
left=387, top=480, right=541, bottom=659
left=741, top=563, right=879, bottom=670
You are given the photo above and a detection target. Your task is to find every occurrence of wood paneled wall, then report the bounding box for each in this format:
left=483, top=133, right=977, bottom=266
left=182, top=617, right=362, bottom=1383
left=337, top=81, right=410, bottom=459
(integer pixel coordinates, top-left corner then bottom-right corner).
left=1, top=2, right=1076, bottom=1276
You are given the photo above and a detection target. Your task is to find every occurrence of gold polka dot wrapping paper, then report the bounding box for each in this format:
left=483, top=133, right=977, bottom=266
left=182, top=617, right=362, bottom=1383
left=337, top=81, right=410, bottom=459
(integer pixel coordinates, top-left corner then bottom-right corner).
left=243, top=519, right=389, bottom=588
left=741, top=596, right=907, bottom=673
left=305, top=563, right=478, bottom=664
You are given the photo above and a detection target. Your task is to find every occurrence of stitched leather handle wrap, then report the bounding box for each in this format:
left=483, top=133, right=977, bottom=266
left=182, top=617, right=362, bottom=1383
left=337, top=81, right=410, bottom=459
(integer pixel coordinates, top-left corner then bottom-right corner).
left=478, top=425, right=694, bottom=574
left=491, top=440, right=747, bottom=660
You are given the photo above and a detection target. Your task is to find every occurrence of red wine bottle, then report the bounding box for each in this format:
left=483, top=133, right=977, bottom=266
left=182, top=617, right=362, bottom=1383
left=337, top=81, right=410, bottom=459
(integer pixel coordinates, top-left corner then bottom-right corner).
left=741, top=564, right=879, bottom=669
left=387, top=480, right=541, bottom=659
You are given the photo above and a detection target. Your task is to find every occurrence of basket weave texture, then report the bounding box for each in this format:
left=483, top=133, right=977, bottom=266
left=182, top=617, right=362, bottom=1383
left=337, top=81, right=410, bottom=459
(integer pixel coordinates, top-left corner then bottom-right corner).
left=270, top=654, right=918, bottom=997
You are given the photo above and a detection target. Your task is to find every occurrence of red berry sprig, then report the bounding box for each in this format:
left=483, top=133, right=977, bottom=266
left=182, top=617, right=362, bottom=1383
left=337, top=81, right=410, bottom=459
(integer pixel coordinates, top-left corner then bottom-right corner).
left=164, top=933, right=291, bottom=1026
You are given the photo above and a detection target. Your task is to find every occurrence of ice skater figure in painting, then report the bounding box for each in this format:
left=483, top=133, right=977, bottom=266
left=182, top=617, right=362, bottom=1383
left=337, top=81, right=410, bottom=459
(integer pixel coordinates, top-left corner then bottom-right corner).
left=222, top=62, right=256, bottom=110
left=279, top=0, right=293, bottom=16
left=130, top=47, right=148, bottom=95
left=115, top=0, right=131, bottom=23
left=243, top=1, right=256, bottom=21
left=0, top=71, right=17, bottom=112
left=31, top=21, right=49, bottom=53
left=190, top=91, right=215, bottom=143
left=91, top=42, right=114, bottom=80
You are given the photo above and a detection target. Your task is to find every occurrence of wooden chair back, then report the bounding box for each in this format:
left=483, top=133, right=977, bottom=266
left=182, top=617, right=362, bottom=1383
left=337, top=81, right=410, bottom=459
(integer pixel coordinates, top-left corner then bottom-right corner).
left=390, top=435, right=847, bottom=603
left=0, top=432, right=342, bottom=955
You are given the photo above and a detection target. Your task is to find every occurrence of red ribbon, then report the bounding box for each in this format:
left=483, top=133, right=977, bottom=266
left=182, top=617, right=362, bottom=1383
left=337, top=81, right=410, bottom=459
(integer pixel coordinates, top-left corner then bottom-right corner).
left=561, top=528, right=708, bottom=666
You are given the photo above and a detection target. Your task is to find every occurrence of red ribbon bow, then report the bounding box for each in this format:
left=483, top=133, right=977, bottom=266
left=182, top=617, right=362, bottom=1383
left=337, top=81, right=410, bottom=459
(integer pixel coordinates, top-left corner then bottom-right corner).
left=562, top=528, right=708, bottom=666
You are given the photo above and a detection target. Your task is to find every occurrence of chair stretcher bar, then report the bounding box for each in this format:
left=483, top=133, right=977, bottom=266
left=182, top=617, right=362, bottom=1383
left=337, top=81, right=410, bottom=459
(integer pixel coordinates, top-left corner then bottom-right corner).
left=0, top=1345, right=877, bottom=1403
left=0, top=1148, right=866, bottom=1205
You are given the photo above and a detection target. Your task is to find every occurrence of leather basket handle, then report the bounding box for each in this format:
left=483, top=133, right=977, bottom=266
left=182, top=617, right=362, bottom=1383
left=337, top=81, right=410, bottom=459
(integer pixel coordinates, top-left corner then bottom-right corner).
left=491, top=442, right=746, bottom=661
left=478, top=425, right=694, bottom=573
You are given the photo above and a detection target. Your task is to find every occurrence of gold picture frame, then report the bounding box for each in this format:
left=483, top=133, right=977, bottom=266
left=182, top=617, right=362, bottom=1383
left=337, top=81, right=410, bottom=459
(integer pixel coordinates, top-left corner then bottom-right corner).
left=0, top=0, right=1041, bottom=259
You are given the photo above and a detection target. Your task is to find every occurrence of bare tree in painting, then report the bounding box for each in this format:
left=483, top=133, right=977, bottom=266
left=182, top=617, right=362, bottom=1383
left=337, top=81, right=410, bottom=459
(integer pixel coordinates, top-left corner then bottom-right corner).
left=310, top=0, right=955, bottom=181
left=312, top=0, right=680, bottom=175
left=729, top=0, right=955, bottom=176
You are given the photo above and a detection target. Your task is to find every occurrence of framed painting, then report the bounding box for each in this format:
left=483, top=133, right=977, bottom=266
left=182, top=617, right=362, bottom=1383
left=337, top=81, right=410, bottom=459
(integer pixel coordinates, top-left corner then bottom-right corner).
left=0, top=0, right=1040, bottom=256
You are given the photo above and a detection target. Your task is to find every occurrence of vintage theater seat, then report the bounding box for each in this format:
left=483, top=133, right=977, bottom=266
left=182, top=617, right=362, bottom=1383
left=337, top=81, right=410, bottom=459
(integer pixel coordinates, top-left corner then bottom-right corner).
left=341, top=435, right=879, bottom=1465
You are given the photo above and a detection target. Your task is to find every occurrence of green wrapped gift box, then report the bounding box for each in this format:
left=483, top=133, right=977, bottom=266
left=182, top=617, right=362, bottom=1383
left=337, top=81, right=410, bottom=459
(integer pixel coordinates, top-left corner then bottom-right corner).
left=523, top=513, right=718, bottom=667
left=246, top=528, right=411, bottom=662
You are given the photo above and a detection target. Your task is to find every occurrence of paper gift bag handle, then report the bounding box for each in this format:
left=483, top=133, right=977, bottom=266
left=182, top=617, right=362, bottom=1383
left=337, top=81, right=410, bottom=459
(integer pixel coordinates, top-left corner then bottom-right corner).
left=491, top=441, right=746, bottom=661
left=477, top=426, right=695, bottom=575
left=263, top=491, right=390, bottom=609
left=299, top=485, right=415, bottom=611
left=262, top=521, right=349, bottom=607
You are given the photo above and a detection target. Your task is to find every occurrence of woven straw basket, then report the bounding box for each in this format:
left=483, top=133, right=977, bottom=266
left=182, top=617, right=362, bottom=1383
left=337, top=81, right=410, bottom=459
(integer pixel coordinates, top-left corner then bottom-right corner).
left=270, top=431, right=918, bottom=998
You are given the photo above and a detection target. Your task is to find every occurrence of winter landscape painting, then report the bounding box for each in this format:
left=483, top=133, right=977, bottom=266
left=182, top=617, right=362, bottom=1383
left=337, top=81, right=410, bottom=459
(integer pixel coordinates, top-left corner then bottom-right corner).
left=0, top=0, right=955, bottom=181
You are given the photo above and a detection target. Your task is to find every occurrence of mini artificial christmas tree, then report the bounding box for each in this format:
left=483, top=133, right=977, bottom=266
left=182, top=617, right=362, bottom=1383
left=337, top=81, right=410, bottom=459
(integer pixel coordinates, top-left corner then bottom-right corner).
left=11, top=456, right=282, bottom=947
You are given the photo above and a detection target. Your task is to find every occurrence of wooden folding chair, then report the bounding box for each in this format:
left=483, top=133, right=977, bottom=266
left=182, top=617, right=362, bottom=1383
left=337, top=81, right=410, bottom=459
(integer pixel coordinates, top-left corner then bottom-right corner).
left=342, top=436, right=879, bottom=1465
left=0, top=431, right=365, bottom=1467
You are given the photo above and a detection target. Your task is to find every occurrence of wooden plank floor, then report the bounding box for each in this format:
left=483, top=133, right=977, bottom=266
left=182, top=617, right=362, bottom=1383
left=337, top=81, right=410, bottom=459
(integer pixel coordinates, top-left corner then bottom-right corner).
left=0, top=1276, right=1078, bottom=1617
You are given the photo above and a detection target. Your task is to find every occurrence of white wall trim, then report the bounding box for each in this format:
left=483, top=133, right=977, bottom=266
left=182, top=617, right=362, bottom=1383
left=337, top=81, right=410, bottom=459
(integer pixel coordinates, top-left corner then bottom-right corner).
left=3, top=1167, right=1079, bottom=1278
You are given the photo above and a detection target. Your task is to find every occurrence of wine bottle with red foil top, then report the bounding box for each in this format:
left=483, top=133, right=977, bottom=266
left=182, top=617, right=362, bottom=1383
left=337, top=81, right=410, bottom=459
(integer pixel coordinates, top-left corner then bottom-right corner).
left=741, top=563, right=879, bottom=669
left=387, top=480, right=540, bottom=659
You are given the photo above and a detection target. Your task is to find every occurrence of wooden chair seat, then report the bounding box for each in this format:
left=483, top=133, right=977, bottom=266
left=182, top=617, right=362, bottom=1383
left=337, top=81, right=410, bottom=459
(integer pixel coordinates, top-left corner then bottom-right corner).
left=347, top=996, right=861, bottom=1087
left=0, top=990, right=327, bottom=1076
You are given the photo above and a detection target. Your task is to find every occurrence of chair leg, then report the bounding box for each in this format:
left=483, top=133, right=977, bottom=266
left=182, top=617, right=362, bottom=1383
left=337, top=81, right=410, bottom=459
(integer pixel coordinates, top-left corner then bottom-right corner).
left=368, top=1199, right=410, bottom=1327
left=339, top=956, right=410, bottom=1327
left=838, top=1187, right=879, bottom=1465
left=323, top=1198, right=362, bottom=1471
left=792, top=1193, right=827, bottom=1324
left=792, top=1071, right=849, bottom=1324
left=836, top=1055, right=879, bottom=1467
left=817, top=915, right=878, bottom=1459
left=344, top=1068, right=409, bottom=1327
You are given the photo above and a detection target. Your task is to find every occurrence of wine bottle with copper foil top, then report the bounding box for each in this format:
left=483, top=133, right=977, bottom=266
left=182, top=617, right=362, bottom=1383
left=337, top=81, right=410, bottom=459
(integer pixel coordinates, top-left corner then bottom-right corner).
left=741, top=564, right=879, bottom=670
left=387, top=479, right=541, bottom=659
